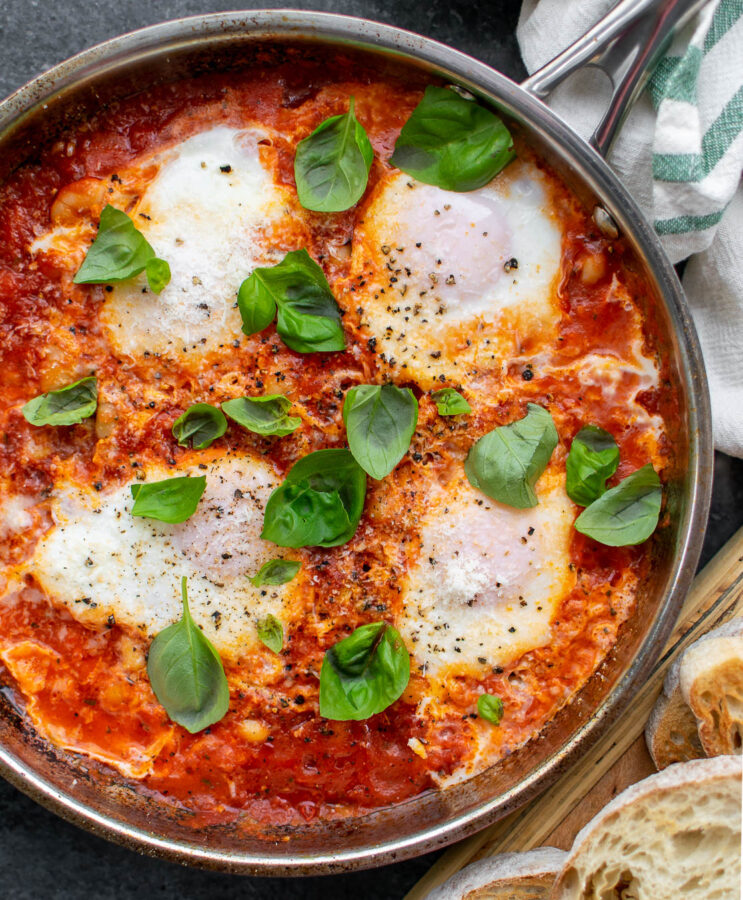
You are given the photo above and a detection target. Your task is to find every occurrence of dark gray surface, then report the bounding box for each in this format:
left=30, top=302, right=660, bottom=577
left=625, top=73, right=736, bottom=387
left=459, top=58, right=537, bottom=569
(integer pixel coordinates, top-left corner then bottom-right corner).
left=0, top=0, right=525, bottom=101
left=0, top=2, right=741, bottom=898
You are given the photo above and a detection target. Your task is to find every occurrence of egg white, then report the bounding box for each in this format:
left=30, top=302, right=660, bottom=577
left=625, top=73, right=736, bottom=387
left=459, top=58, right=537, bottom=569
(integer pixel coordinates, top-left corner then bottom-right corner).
left=104, top=126, right=297, bottom=357
left=32, top=126, right=299, bottom=359
left=350, top=160, right=563, bottom=385
left=0, top=495, right=35, bottom=538
left=397, top=469, right=575, bottom=678
left=20, top=453, right=297, bottom=660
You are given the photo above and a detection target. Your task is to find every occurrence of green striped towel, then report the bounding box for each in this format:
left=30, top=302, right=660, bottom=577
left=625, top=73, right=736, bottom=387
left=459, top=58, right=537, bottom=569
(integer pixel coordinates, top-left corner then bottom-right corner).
left=650, top=0, right=743, bottom=260
left=518, top=0, right=743, bottom=456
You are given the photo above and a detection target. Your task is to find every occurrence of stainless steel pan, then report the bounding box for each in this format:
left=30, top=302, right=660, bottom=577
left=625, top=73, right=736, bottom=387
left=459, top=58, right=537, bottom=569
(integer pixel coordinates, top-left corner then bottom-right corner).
left=0, top=0, right=712, bottom=875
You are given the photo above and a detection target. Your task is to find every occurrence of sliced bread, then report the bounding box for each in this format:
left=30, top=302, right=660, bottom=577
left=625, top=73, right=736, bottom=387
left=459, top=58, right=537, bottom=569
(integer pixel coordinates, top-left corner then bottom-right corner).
left=552, top=755, right=742, bottom=900
left=680, top=634, right=743, bottom=756
left=645, top=616, right=743, bottom=769
left=645, top=661, right=703, bottom=769
left=425, top=847, right=566, bottom=899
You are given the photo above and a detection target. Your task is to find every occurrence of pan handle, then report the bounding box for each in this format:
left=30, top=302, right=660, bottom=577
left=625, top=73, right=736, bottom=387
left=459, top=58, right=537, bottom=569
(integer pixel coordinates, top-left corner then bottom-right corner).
left=521, top=0, right=711, bottom=157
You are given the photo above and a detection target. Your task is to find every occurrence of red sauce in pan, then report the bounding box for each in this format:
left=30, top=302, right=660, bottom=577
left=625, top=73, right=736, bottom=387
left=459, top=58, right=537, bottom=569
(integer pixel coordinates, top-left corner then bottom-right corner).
left=0, top=53, right=674, bottom=827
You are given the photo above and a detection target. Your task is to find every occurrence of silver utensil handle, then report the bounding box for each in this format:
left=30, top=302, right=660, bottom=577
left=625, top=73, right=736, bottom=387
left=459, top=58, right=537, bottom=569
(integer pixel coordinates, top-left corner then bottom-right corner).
left=521, top=0, right=711, bottom=156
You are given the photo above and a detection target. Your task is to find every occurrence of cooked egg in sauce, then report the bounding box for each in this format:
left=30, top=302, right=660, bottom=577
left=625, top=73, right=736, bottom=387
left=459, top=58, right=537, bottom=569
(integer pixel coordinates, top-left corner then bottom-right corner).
left=32, top=125, right=306, bottom=359
left=399, top=470, right=575, bottom=677
left=18, top=454, right=296, bottom=659
left=349, top=161, right=562, bottom=384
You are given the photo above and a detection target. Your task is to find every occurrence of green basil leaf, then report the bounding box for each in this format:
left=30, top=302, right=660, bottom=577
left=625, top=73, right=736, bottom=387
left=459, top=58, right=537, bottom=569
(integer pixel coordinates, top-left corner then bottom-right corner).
left=130, top=475, right=206, bottom=524
left=319, top=622, right=410, bottom=721
left=22, top=376, right=97, bottom=427
left=250, top=559, right=300, bottom=588
left=464, top=403, right=558, bottom=509
left=172, top=403, right=227, bottom=449
left=431, top=387, right=472, bottom=416
left=145, top=257, right=171, bottom=294
left=147, top=576, right=229, bottom=733
left=342, top=384, right=418, bottom=480
left=390, top=86, right=515, bottom=192
left=275, top=287, right=345, bottom=354
left=261, top=448, right=366, bottom=548
left=566, top=425, right=620, bottom=507
left=294, top=96, right=374, bottom=212
left=237, top=270, right=277, bottom=335
left=73, top=205, right=157, bottom=284
left=574, top=464, right=662, bottom=547
left=222, top=394, right=301, bottom=437
left=237, top=249, right=345, bottom=353
left=255, top=613, right=284, bottom=653
left=265, top=483, right=352, bottom=548
left=477, top=693, right=504, bottom=725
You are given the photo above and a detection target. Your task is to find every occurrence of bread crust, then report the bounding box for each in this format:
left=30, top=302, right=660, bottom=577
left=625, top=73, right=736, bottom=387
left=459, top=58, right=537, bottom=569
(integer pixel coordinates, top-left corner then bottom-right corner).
left=645, top=616, right=743, bottom=768
left=425, top=847, right=566, bottom=899
left=645, top=657, right=703, bottom=768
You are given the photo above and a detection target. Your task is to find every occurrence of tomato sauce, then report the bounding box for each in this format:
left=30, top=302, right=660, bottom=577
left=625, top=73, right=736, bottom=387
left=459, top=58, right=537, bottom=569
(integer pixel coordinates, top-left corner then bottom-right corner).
left=0, top=53, right=673, bottom=826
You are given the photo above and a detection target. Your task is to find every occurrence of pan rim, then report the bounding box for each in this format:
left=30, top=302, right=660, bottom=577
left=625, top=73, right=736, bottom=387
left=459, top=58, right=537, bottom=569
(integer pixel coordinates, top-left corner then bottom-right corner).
left=0, top=8, right=713, bottom=875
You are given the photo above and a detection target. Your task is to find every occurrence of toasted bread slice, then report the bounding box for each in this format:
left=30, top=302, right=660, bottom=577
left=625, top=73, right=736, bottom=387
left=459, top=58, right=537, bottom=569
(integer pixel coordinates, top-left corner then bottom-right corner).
left=552, top=755, right=742, bottom=900
left=425, top=847, right=566, bottom=899
left=645, top=659, right=705, bottom=770
left=680, top=633, right=743, bottom=757
left=645, top=656, right=704, bottom=769
left=645, top=616, right=743, bottom=769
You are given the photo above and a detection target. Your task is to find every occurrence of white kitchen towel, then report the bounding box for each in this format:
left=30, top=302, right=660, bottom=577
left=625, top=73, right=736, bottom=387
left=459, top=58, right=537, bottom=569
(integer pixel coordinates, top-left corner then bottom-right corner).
left=517, top=0, right=743, bottom=457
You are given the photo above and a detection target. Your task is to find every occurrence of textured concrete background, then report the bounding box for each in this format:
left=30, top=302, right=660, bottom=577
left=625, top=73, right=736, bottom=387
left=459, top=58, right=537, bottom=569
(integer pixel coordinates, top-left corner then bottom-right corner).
left=0, top=2, right=741, bottom=898
left=0, top=0, right=525, bottom=100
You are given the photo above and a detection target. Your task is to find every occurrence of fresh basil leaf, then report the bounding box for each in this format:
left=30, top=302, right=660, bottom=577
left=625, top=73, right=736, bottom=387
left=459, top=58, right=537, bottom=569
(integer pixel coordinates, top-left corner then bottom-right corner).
left=172, top=403, right=227, bottom=449
left=147, top=576, right=229, bottom=733
left=390, top=86, right=515, bottom=192
left=222, top=394, right=301, bottom=437
left=256, top=613, right=284, bottom=654
left=464, top=404, right=558, bottom=509
left=343, top=384, right=418, bottom=480
left=574, top=464, right=662, bottom=547
left=294, top=96, right=374, bottom=213
left=73, top=205, right=157, bottom=284
left=261, top=448, right=366, bottom=548
left=319, top=622, right=410, bottom=721
left=566, top=425, right=620, bottom=507
left=250, top=559, right=300, bottom=588
left=130, top=475, right=206, bottom=524
left=431, top=387, right=471, bottom=416
left=275, top=286, right=345, bottom=354
left=237, top=270, right=277, bottom=335
left=477, top=693, right=504, bottom=725
left=145, top=257, right=171, bottom=293
left=22, top=376, right=97, bottom=427
left=237, top=249, right=345, bottom=353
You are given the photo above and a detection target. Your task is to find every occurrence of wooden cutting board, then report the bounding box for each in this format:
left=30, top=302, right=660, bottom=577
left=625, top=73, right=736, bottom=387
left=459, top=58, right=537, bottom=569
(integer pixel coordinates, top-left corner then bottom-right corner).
left=406, top=525, right=743, bottom=899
